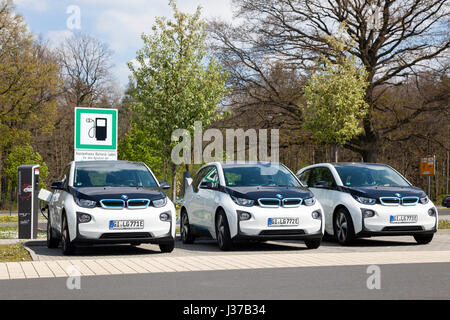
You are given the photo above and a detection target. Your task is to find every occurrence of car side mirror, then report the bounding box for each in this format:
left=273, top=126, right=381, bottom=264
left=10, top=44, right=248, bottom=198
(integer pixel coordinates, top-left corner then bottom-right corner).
left=199, top=181, right=214, bottom=189
left=160, top=181, right=170, bottom=190
left=50, top=181, right=64, bottom=190
left=313, top=181, right=330, bottom=188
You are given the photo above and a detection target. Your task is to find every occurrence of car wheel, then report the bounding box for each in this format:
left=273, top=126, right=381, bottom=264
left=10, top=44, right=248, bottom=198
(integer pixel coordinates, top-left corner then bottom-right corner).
left=61, top=215, right=76, bottom=255
left=46, top=216, right=60, bottom=249
left=216, top=210, right=232, bottom=251
left=159, top=241, right=175, bottom=253
left=181, top=210, right=195, bottom=244
left=333, top=208, right=355, bottom=246
left=304, top=239, right=321, bottom=249
left=413, top=234, right=434, bottom=244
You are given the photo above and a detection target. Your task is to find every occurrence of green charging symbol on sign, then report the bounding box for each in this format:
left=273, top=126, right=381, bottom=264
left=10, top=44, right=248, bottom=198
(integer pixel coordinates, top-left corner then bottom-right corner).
left=74, top=107, right=118, bottom=161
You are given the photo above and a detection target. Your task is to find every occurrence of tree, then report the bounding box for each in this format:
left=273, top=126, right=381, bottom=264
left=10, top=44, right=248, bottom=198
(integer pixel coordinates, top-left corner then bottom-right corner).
left=128, top=1, right=230, bottom=200
left=303, top=32, right=369, bottom=154
left=0, top=0, right=59, bottom=200
left=210, top=0, right=450, bottom=161
left=4, top=143, right=49, bottom=190
left=57, top=33, right=114, bottom=107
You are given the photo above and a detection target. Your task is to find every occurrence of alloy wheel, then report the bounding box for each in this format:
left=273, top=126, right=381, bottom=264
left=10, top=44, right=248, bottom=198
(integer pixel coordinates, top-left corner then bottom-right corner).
left=336, top=212, right=348, bottom=242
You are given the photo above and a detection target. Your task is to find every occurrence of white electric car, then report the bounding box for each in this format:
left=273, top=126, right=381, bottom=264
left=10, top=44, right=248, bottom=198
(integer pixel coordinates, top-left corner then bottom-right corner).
left=47, top=161, right=176, bottom=255
left=181, top=162, right=324, bottom=251
left=296, top=163, right=438, bottom=245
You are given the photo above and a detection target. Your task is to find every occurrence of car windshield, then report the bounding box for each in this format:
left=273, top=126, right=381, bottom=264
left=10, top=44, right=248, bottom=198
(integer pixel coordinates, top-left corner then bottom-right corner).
left=335, top=164, right=410, bottom=187
left=73, top=162, right=158, bottom=188
left=222, top=163, right=301, bottom=187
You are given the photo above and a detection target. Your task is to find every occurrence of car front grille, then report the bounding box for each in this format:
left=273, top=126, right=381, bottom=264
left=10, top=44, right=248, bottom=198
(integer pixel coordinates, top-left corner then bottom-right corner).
left=100, top=199, right=125, bottom=209
left=258, top=198, right=303, bottom=208
left=379, top=196, right=419, bottom=206
left=259, top=229, right=305, bottom=236
left=100, top=232, right=152, bottom=239
left=382, top=226, right=423, bottom=232
left=127, top=199, right=150, bottom=209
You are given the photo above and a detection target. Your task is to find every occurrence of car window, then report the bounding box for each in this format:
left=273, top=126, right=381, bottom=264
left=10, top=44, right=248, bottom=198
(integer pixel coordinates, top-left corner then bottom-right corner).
left=307, top=167, right=336, bottom=188
left=298, top=170, right=310, bottom=186
left=335, top=164, right=410, bottom=187
left=193, top=167, right=211, bottom=193
left=222, top=163, right=300, bottom=187
left=61, top=165, right=71, bottom=189
left=201, top=167, right=219, bottom=189
left=73, top=162, right=158, bottom=188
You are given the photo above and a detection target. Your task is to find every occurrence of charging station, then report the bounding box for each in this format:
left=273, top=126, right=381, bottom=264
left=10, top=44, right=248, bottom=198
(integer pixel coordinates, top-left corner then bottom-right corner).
left=17, top=165, right=40, bottom=239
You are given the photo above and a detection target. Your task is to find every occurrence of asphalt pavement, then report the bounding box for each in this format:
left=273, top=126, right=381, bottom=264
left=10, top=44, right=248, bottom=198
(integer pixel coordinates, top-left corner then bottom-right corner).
left=0, top=262, right=449, bottom=300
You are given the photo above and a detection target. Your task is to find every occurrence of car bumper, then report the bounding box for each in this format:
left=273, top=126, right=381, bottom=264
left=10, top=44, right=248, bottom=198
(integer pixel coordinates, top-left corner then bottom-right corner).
left=72, top=206, right=176, bottom=245
left=356, top=203, right=438, bottom=237
left=233, top=204, right=324, bottom=241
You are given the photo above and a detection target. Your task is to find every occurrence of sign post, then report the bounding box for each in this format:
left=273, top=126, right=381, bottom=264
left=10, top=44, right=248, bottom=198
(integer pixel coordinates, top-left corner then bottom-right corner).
left=420, top=156, right=435, bottom=197
left=74, top=108, right=118, bottom=161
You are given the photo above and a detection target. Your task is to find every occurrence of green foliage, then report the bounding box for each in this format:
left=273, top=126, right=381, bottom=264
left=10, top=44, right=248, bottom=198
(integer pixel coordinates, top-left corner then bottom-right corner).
left=118, top=124, right=163, bottom=176
left=4, top=144, right=49, bottom=189
left=0, top=243, right=32, bottom=262
left=128, top=0, right=230, bottom=158
left=303, top=30, right=369, bottom=146
left=0, top=1, right=59, bottom=151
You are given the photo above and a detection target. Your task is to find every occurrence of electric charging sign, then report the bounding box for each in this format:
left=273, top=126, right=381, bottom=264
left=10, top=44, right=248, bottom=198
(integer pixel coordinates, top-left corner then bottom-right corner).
left=74, top=108, right=118, bottom=161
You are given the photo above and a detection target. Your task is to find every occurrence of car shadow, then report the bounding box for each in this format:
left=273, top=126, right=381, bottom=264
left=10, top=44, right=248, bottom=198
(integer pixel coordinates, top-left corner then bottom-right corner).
left=28, top=243, right=164, bottom=258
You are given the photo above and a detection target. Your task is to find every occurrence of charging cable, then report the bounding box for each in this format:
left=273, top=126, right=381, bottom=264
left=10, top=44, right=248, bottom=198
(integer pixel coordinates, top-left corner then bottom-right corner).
left=86, top=118, right=96, bottom=138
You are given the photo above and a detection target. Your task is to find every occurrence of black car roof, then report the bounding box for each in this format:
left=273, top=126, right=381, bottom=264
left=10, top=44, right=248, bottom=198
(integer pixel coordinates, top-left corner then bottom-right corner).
left=332, top=162, right=389, bottom=168
left=74, top=160, right=144, bottom=166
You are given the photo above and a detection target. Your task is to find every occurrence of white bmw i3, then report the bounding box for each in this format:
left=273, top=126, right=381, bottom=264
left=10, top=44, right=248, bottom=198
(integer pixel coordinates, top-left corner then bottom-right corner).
left=47, top=161, right=176, bottom=255
left=181, top=162, right=324, bottom=251
left=296, top=163, right=438, bottom=245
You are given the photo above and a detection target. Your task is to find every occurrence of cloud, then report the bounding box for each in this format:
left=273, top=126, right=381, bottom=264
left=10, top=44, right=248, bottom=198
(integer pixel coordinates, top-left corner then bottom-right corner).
left=46, top=30, right=74, bottom=47
left=94, top=0, right=233, bottom=51
left=14, top=0, right=49, bottom=12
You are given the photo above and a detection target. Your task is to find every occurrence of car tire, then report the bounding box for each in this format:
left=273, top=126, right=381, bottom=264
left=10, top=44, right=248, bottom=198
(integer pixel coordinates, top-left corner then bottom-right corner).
left=216, top=210, right=232, bottom=251
left=333, top=208, right=355, bottom=246
left=304, top=239, right=321, bottom=249
left=47, top=216, right=60, bottom=249
left=159, top=241, right=175, bottom=253
left=180, top=209, right=195, bottom=244
left=413, top=234, right=434, bottom=244
left=61, top=215, right=76, bottom=255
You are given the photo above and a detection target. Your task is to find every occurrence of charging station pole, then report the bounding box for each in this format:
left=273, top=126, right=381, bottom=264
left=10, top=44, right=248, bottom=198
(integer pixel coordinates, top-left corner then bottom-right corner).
left=17, top=165, right=40, bottom=239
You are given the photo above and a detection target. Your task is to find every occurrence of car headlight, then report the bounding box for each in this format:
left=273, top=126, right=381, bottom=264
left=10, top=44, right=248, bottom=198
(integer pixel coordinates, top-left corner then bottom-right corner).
left=152, top=197, right=167, bottom=208
left=353, top=196, right=376, bottom=205
left=77, top=212, right=92, bottom=223
left=231, top=196, right=254, bottom=207
left=420, top=196, right=429, bottom=204
left=303, top=197, right=316, bottom=206
left=75, top=198, right=97, bottom=208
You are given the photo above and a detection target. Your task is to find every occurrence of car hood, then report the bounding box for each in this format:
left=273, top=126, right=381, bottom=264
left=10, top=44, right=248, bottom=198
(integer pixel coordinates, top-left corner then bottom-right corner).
left=342, top=185, right=426, bottom=199
left=70, top=186, right=166, bottom=202
left=224, top=186, right=313, bottom=201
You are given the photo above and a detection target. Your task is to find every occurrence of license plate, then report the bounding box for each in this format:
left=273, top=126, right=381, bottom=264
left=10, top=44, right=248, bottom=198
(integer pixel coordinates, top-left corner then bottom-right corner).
left=109, top=220, right=144, bottom=230
left=268, top=217, right=299, bottom=226
left=390, top=215, right=418, bottom=224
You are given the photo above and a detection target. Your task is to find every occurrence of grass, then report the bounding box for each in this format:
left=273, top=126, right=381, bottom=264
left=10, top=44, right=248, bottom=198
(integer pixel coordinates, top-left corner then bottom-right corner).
left=0, top=215, right=18, bottom=223
left=0, top=226, right=46, bottom=239
left=438, top=220, right=450, bottom=229
left=0, top=243, right=32, bottom=262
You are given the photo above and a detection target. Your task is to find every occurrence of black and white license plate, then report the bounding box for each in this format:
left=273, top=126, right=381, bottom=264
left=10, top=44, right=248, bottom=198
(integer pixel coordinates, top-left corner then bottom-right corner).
left=109, top=220, right=144, bottom=230
left=390, top=215, right=418, bottom=224
left=268, top=217, right=299, bottom=226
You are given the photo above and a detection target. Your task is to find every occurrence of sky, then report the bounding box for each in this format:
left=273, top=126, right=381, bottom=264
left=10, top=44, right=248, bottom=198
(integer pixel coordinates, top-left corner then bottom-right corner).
left=14, top=0, right=235, bottom=89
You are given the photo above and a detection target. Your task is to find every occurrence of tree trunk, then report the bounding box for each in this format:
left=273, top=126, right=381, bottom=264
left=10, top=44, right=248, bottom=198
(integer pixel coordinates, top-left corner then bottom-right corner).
left=171, top=163, right=177, bottom=202
left=361, top=146, right=379, bottom=163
